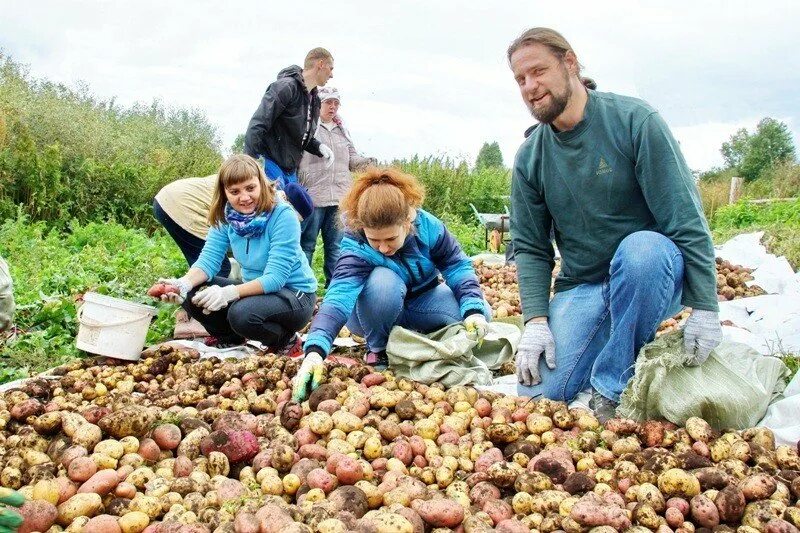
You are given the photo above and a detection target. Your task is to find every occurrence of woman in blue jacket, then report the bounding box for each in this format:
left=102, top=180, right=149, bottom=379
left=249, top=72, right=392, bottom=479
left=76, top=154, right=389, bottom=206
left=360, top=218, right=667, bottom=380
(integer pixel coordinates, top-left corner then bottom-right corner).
left=293, top=168, right=490, bottom=400
left=154, top=154, right=317, bottom=355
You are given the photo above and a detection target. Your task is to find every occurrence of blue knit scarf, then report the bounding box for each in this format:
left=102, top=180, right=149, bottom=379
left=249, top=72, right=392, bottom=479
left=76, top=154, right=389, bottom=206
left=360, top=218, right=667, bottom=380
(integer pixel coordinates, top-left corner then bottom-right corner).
left=224, top=203, right=270, bottom=238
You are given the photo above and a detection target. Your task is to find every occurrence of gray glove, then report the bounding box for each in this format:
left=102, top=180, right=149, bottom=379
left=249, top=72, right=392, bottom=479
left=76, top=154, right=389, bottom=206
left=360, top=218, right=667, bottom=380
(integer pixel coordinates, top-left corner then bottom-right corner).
left=683, top=309, right=723, bottom=366
left=516, top=321, right=556, bottom=386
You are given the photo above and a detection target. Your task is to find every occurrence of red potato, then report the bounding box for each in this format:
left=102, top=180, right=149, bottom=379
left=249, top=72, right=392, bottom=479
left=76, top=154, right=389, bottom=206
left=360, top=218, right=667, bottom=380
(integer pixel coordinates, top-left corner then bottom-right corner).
left=17, top=500, right=58, bottom=533
left=137, top=438, right=161, bottom=462
left=53, top=476, right=77, bottom=505
left=146, top=283, right=180, bottom=298
left=289, top=458, right=321, bottom=484
left=174, top=455, right=193, bottom=477
left=317, top=399, right=341, bottom=414
left=217, top=478, right=246, bottom=500
left=766, top=519, right=800, bottom=533
left=307, top=467, right=337, bottom=493
left=115, top=482, right=137, bottom=499
left=361, top=373, right=386, bottom=387
left=411, top=498, right=465, bottom=528
left=335, top=455, right=365, bottom=485
left=84, top=514, right=122, bottom=533
left=78, top=469, right=120, bottom=496
left=474, top=398, right=492, bottom=417
left=152, top=424, right=182, bottom=450
left=666, top=507, right=685, bottom=528
left=495, top=519, right=530, bottom=533
left=617, top=477, right=633, bottom=494
left=234, top=512, right=260, bottom=533
left=82, top=406, right=111, bottom=425
left=298, top=444, right=328, bottom=461
left=436, top=432, right=459, bottom=445
left=396, top=507, right=425, bottom=533
left=690, top=494, right=720, bottom=528
left=483, top=499, right=514, bottom=525
left=392, top=440, right=413, bottom=466
left=470, top=482, right=501, bottom=507
left=408, top=435, right=426, bottom=456
left=570, top=499, right=631, bottom=530
left=326, top=452, right=346, bottom=475
left=475, top=447, right=504, bottom=473
left=60, top=445, right=88, bottom=469
left=294, top=427, right=319, bottom=447
left=666, top=497, right=690, bottom=517
left=67, top=456, right=97, bottom=482
left=255, top=504, right=294, bottom=533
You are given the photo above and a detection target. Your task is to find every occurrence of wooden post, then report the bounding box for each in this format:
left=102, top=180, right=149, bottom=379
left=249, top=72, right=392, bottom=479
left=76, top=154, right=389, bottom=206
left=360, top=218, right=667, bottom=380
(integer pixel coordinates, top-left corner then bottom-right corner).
left=729, top=176, right=744, bottom=204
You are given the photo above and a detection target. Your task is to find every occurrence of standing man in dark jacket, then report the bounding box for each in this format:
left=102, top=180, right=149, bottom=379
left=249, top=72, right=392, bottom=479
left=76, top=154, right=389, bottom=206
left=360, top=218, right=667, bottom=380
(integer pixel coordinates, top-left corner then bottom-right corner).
left=244, top=47, right=335, bottom=219
left=507, top=28, right=722, bottom=421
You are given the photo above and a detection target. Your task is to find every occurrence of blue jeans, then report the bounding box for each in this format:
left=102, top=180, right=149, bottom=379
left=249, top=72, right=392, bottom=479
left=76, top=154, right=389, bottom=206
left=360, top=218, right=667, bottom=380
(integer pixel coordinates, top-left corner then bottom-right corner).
left=263, top=158, right=298, bottom=187
left=518, top=231, right=684, bottom=402
left=300, top=206, right=343, bottom=288
left=346, top=267, right=468, bottom=353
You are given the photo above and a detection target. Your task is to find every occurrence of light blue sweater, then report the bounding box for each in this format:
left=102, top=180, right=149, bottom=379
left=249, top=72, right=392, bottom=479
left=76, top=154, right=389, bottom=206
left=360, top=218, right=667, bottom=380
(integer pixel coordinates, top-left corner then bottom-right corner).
left=193, top=201, right=317, bottom=294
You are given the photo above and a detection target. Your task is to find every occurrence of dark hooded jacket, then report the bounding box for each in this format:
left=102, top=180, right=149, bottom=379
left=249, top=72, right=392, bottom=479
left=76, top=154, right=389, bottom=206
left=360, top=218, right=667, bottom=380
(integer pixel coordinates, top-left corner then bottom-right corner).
left=244, top=65, right=323, bottom=173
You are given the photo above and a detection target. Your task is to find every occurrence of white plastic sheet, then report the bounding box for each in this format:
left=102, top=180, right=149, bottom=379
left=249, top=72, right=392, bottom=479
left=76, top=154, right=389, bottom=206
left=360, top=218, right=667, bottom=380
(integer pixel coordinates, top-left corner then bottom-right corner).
left=758, top=371, right=800, bottom=446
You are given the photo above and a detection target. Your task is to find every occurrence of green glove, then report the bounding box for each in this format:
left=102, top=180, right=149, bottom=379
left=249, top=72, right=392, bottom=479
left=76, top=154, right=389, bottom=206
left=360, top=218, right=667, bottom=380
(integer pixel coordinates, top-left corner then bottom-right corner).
left=0, top=487, right=25, bottom=532
left=291, top=352, right=325, bottom=402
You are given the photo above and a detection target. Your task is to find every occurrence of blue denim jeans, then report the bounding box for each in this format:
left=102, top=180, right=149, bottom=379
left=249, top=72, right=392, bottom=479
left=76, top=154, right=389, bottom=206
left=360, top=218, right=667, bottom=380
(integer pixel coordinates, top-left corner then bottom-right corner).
left=345, top=267, right=468, bottom=353
left=300, top=206, right=344, bottom=288
left=517, top=231, right=685, bottom=402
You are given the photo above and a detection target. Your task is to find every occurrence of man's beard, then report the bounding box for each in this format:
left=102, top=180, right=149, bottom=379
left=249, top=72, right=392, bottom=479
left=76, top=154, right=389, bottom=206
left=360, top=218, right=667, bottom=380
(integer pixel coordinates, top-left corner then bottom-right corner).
left=527, top=65, right=572, bottom=124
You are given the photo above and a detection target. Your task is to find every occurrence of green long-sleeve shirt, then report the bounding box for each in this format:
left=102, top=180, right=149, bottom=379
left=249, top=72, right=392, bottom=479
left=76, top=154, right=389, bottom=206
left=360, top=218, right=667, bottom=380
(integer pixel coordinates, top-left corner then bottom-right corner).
left=510, top=90, right=718, bottom=321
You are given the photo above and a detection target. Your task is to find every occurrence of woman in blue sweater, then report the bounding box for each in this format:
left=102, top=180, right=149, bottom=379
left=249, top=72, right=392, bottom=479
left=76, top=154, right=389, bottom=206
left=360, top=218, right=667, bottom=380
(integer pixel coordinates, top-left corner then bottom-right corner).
left=154, top=154, right=317, bottom=354
left=293, top=168, right=490, bottom=400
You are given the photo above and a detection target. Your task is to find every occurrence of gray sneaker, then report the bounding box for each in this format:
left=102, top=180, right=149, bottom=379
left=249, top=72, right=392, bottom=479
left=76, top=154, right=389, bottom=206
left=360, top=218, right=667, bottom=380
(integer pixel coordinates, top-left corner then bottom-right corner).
left=591, top=388, right=619, bottom=424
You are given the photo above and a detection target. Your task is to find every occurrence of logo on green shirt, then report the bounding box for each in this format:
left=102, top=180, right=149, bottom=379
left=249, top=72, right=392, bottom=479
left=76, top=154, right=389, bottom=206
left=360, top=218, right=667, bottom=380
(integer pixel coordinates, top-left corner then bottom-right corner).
left=596, top=157, right=612, bottom=175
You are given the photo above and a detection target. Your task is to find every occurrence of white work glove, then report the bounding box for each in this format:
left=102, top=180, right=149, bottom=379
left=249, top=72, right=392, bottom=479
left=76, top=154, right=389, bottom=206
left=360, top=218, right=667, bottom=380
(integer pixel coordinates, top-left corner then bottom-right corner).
left=292, top=352, right=325, bottom=402
left=191, top=284, right=240, bottom=313
left=516, top=321, right=556, bottom=386
left=464, top=314, right=489, bottom=341
left=683, top=309, right=722, bottom=366
left=319, top=144, right=335, bottom=169
left=157, top=277, right=193, bottom=304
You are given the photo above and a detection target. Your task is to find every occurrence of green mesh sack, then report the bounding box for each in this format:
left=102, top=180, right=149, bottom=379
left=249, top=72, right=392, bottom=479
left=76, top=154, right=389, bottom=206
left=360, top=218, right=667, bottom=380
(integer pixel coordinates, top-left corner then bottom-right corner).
left=617, top=331, right=788, bottom=430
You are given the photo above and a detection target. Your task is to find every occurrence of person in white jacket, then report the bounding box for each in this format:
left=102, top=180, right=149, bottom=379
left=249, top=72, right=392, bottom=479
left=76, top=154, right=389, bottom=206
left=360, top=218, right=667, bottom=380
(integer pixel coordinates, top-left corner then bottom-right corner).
left=0, top=256, right=13, bottom=333
left=298, top=87, right=374, bottom=287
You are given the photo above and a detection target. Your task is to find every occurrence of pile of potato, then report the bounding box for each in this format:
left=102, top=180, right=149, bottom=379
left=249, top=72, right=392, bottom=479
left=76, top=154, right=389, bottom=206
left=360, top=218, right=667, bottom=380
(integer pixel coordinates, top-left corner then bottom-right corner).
left=715, top=258, right=766, bottom=301
left=473, top=260, right=522, bottom=319
left=1, top=344, right=799, bottom=533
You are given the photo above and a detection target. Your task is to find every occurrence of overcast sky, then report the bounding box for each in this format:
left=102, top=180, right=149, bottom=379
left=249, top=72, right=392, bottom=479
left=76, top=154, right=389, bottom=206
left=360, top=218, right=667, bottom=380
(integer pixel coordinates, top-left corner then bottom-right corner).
left=2, top=0, right=799, bottom=172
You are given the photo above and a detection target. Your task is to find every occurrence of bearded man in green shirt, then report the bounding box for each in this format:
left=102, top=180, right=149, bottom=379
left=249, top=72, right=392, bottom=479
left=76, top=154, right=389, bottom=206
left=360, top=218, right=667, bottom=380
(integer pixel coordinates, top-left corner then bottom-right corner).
left=507, top=27, right=722, bottom=421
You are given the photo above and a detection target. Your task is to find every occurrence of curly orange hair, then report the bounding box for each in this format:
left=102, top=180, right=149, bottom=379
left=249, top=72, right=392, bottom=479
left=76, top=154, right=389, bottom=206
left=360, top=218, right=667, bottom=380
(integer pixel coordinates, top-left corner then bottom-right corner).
left=340, top=167, right=425, bottom=231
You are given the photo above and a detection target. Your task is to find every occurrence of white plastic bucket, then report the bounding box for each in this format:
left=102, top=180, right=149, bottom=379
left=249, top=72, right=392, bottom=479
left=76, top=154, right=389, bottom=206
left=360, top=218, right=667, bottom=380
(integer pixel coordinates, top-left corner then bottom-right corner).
left=76, top=292, right=156, bottom=360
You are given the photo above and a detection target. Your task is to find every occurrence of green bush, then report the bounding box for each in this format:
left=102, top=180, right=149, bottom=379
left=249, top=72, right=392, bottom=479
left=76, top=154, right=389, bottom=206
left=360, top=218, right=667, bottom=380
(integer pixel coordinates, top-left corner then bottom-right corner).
left=712, top=198, right=800, bottom=229
left=392, top=155, right=511, bottom=223
left=0, top=214, right=185, bottom=382
left=0, top=53, right=222, bottom=228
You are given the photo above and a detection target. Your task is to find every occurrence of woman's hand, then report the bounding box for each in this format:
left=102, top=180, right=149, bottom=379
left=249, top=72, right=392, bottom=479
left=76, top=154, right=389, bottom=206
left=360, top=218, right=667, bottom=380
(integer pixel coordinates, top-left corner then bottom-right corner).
left=192, top=285, right=240, bottom=312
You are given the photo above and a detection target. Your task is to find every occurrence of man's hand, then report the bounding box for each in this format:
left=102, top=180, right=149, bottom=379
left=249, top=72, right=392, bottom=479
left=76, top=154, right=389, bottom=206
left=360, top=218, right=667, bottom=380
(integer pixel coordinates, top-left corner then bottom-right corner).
left=156, top=277, right=193, bottom=304
left=464, top=314, right=489, bottom=342
left=0, top=487, right=24, bottom=532
left=292, top=352, right=325, bottom=402
left=319, top=144, right=335, bottom=169
left=516, top=321, right=556, bottom=386
left=683, top=309, right=722, bottom=366
left=192, top=285, right=239, bottom=313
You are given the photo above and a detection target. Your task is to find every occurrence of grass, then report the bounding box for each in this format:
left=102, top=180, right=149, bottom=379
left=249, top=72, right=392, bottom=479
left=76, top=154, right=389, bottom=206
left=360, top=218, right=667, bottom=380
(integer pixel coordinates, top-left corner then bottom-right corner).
left=0, top=214, right=185, bottom=381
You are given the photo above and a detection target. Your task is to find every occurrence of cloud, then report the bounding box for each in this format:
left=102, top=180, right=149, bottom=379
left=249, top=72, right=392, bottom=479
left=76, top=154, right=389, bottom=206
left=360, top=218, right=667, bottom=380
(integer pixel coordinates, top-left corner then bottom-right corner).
left=1, top=0, right=798, bottom=171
